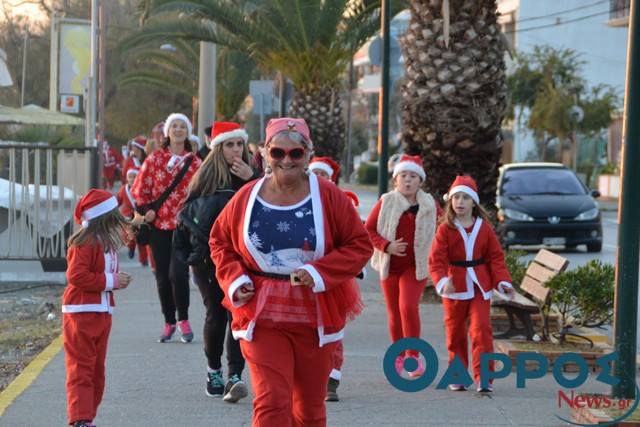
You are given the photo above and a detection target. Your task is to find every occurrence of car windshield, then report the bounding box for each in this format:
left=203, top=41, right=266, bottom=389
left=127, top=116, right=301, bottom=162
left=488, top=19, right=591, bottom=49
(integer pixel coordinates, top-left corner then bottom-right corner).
left=501, top=168, right=586, bottom=196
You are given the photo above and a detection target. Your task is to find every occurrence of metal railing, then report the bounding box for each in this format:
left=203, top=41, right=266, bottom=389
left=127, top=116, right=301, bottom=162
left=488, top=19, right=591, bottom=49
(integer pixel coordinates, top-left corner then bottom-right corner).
left=611, top=0, right=630, bottom=21
left=0, top=144, right=97, bottom=269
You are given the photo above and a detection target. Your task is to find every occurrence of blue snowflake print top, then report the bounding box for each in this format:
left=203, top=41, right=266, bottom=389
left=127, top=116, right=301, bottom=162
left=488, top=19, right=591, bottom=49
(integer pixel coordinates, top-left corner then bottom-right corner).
left=248, top=195, right=317, bottom=274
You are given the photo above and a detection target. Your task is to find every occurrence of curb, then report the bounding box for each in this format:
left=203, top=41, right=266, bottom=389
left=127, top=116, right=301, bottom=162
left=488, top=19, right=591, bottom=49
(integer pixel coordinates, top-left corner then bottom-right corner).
left=0, top=335, right=63, bottom=417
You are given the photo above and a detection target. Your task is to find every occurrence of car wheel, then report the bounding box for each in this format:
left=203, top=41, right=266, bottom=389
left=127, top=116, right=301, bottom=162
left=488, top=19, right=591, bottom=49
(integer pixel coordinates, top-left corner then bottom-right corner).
left=566, top=244, right=577, bottom=250
left=587, top=242, right=602, bottom=253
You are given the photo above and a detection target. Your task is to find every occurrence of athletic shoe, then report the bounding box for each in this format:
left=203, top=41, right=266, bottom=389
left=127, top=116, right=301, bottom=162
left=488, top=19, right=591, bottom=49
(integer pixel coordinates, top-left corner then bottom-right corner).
left=223, top=374, right=248, bottom=403
left=127, top=247, right=135, bottom=259
left=177, top=320, right=194, bottom=343
left=72, top=421, right=94, bottom=427
left=158, top=323, right=176, bottom=343
left=140, top=260, right=148, bottom=267
left=206, top=370, right=224, bottom=397
left=325, top=378, right=340, bottom=402
left=448, top=384, right=467, bottom=391
left=477, top=385, right=494, bottom=393
left=407, top=358, right=425, bottom=378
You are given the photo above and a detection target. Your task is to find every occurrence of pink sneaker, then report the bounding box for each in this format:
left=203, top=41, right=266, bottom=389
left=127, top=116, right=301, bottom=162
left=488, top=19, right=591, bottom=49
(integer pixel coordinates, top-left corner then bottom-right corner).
left=395, top=355, right=404, bottom=375
left=158, top=323, right=176, bottom=343
left=407, top=358, right=425, bottom=378
left=178, top=320, right=194, bottom=343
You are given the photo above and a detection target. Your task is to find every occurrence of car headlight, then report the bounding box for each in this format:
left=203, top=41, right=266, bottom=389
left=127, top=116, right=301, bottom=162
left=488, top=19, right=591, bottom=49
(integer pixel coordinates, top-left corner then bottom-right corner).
left=574, top=207, right=599, bottom=221
left=503, top=208, right=534, bottom=222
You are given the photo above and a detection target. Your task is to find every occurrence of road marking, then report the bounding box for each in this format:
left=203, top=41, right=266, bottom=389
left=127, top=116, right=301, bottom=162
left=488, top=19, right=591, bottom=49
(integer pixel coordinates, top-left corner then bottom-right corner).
left=0, top=335, right=62, bottom=417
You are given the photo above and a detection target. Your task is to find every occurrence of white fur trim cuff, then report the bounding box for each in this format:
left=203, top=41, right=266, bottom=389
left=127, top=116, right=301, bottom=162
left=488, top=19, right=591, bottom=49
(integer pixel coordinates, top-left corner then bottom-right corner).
left=163, top=113, right=193, bottom=137
left=435, top=277, right=450, bottom=296
left=308, top=162, right=334, bottom=178
left=299, top=264, right=325, bottom=293
left=497, top=281, right=513, bottom=294
left=228, top=274, right=253, bottom=307
left=210, top=129, right=249, bottom=148
left=393, top=161, right=426, bottom=180
left=82, top=196, right=117, bottom=227
left=447, top=185, right=479, bottom=204
left=105, top=273, right=116, bottom=291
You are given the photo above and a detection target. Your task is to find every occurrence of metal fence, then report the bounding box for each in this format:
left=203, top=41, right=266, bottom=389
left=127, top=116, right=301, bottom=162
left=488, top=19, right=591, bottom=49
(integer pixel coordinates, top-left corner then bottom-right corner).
left=0, top=143, right=97, bottom=270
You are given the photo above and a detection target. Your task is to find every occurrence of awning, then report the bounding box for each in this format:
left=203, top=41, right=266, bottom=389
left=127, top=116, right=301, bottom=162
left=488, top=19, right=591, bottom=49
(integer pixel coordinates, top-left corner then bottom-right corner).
left=0, top=104, right=84, bottom=126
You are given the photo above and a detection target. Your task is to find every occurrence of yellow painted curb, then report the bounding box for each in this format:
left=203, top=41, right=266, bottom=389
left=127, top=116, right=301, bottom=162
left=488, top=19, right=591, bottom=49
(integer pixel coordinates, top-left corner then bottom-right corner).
left=0, top=335, right=63, bottom=418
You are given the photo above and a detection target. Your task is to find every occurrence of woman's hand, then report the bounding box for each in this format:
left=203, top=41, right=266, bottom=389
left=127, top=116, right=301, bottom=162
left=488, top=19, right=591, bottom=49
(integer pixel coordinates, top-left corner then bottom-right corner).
left=292, top=269, right=315, bottom=288
left=386, top=238, right=407, bottom=256
left=233, top=282, right=255, bottom=303
left=230, top=159, right=254, bottom=181
left=117, top=272, right=132, bottom=289
left=144, top=209, right=156, bottom=223
left=442, top=280, right=455, bottom=295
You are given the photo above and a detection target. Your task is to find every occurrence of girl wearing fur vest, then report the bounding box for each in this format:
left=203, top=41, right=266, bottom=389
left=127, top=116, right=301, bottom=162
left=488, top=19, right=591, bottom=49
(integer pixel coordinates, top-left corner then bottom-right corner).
left=428, top=175, right=515, bottom=393
left=365, top=155, right=441, bottom=378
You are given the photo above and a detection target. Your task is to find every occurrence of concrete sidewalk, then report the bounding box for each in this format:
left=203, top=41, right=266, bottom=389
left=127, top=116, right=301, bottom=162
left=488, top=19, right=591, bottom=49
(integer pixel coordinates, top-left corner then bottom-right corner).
left=0, top=249, right=619, bottom=426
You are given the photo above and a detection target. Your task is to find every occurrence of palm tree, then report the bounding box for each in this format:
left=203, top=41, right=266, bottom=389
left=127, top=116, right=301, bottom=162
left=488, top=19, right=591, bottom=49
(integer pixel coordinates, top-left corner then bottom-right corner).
left=122, top=0, right=382, bottom=159
left=400, top=0, right=507, bottom=209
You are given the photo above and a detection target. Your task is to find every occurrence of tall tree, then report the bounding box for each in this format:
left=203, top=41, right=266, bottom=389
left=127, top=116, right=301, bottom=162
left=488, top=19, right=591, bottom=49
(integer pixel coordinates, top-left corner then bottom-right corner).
left=121, top=0, right=383, bottom=159
left=400, top=0, right=507, bottom=208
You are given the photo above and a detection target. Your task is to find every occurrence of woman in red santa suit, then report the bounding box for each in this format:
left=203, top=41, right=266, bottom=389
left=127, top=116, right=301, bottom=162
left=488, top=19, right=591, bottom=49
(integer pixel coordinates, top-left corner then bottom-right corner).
left=209, top=117, right=372, bottom=427
left=63, top=189, right=133, bottom=427
left=131, top=113, right=202, bottom=343
left=428, top=175, right=515, bottom=393
left=366, top=155, right=442, bottom=378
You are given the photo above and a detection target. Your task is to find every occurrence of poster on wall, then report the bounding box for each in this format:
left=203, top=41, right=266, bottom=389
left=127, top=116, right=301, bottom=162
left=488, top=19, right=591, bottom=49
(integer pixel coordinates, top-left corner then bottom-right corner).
left=58, top=22, right=90, bottom=95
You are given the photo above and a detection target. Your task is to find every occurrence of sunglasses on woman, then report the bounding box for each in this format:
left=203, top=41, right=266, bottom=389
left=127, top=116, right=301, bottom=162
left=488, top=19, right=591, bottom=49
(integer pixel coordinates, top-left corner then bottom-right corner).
left=268, top=146, right=306, bottom=160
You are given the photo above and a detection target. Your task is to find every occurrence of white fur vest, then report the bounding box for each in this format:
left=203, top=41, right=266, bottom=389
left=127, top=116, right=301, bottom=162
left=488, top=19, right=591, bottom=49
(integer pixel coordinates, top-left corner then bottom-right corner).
left=371, top=189, right=437, bottom=280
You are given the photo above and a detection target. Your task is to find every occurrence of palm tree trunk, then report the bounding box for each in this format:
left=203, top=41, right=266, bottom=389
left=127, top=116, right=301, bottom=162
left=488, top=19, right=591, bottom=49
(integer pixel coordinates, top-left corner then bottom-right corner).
left=289, top=85, right=345, bottom=162
left=401, top=0, right=507, bottom=210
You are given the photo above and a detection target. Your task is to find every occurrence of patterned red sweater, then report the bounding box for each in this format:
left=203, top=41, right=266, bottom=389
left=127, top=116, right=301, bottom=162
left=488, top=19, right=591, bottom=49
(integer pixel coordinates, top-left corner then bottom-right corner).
left=131, top=148, right=201, bottom=230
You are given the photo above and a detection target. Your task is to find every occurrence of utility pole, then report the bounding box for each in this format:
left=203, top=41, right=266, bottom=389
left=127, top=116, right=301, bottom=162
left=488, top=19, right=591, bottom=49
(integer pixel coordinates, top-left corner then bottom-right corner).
left=278, top=73, right=286, bottom=117
left=377, top=0, right=391, bottom=197
left=197, top=41, right=216, bottom=139
left=612, top=0, right=640, bottom=400
left=97, top=0, right=107, bottom=141
left=49, top=13, right=59, bottom=111
left=344, top=58, right=354, bottom=183
left=20, top=31, right=28, bottom=107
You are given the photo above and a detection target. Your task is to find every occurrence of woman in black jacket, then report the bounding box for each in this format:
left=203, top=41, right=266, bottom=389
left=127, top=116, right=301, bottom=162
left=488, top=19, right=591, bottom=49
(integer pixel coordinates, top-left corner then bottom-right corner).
left=173, top=122, right=256, bottom=403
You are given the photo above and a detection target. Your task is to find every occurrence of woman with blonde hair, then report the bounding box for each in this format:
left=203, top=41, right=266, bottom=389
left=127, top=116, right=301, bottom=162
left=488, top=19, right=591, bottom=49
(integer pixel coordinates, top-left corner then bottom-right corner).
left=173, top=122, right=255, bottom=402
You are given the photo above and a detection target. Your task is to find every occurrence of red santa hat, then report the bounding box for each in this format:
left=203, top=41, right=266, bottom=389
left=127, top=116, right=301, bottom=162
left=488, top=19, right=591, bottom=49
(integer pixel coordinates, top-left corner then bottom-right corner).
left=308, top=156, right=340, bottom=183
left=343, top=190, right=360, bottom=207
left=392, top=154, right=426, bottom=181
left=74, top=189, right=118, bottom=228
left=131, top=136, right=147, bottom=151
left=444, top=175, right=479, bottom=204
left=126, top=168, right=139, bottom=178
left=209, top=121, right=248, bottom=149
left=163, top=113, right=193, bottom=138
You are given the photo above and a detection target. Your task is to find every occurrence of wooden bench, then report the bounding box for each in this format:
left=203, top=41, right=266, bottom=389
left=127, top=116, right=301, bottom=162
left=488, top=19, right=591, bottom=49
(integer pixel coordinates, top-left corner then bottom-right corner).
left=491, top=249, right=569, bottom=341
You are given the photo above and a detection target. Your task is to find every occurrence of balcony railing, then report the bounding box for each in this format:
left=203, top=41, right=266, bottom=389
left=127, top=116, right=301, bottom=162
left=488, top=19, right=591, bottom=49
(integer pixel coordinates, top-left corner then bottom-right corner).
left=608, top=0, right=630, bottom=26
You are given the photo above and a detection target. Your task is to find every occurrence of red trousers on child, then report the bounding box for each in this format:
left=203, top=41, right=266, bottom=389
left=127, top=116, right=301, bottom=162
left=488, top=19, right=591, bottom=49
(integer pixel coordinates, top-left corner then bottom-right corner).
left=63, top=312, right=112, bottom=425
left=126, top=239, right=153, bottom=267
left=380, top=267, right=426, bottom=356
left=442, top=291, right=494, bottom=383
left=240, top=325, right=337, bottom=427
left=330, top=341, right=344, bottom=381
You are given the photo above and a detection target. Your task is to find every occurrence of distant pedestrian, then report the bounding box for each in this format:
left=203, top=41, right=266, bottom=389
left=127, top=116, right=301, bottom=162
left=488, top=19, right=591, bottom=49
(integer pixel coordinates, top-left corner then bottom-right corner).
left=116, top=169, right=153, bottom=268
left=122, top=136, right=147, bottom=181
left=173, top=121, right=255, bottom=403
left=63, top=189, right=133, bottom=427
left=102, top=141, right=122, bottom=191
left=429, top=175, right=515, bottom=392
left=366, top=155, right=441, bottom=378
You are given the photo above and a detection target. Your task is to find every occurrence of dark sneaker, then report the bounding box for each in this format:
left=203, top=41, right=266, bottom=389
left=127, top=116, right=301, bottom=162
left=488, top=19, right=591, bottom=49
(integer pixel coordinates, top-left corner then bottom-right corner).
left=140, top=260, right=148, bottom=267
left=325, top=378, right=340, bottom=402
left=177, top=320, right=194, bottom=343
left=477, top=385, right=493, bottom=393
left=206, top=370, right=224, bottom=397
left=127, top=247, right=135, bottom=259
left=448, top=384, right=467, bottom=391
left=158, top=323, right=176, bottom=343
left=223, top=374, right=248, bottom=403
left=72, top=421, right=94, bottom=427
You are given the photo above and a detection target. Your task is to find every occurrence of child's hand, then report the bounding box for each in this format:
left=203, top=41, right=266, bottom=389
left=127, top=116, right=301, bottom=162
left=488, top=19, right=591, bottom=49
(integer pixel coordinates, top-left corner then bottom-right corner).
left=502, top=285, right=515, bottom=300
left=117, top=272, right=132, bottom=289
left=144, top=209, right=156, bottom=223
left=292, top=269, right=314, bottom=288
left=234, top=283, right=255, bottom=303
left=443, top=280, right=456, bottom=294
left=387, top=238, right=408, bottom=256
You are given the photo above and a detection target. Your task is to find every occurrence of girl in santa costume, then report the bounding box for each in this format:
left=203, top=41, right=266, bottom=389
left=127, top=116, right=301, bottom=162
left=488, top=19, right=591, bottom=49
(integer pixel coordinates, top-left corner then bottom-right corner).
left=308, top=156, right=361, bottom=403
left=63, top=189, right=133, bottom=427
left=116, top=168, right=153, bottom=268
left=366, top=154, right=442, bottom=378
left=210, top=117, right=372, bottom=427
left=173, top=121, right=256, bottom=403
left=102, top=141, right=122, bottom=191
left=131, top=113, right=202, bottom=343
left=428, top=175, right=515, bottom=392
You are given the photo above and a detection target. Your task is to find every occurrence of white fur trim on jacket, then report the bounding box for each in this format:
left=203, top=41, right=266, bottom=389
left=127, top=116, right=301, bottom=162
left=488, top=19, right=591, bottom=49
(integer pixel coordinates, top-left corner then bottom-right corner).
left=370, top=189, right=437, bottom=280
left=163, top=113, right=193, bottom=137
left=392, top=161, right=426, bottom=180
left=210, top=129, right=249, bottom=149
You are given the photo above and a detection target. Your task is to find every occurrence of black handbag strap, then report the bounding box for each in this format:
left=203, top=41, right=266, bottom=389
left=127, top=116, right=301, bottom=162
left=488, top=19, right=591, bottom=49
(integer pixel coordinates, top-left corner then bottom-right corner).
left=152, top=155, right=194, bottom=212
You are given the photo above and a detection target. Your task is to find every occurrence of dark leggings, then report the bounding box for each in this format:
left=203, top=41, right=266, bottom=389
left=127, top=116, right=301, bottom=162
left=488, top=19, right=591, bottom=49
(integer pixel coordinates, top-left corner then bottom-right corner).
left=191, top=262, right=245, bottom=376
left=148, top=227, right=190, bottom=324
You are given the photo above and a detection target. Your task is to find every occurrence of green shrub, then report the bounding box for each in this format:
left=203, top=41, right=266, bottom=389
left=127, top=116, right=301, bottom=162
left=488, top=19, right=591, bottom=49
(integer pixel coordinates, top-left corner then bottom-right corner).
left=505, top=250, right=527, bottom=290
left=599, top=162, right=619, bottom=175
left=357, top=162, right=378, bottom=185
left=545, top=260, right=615, bottom=329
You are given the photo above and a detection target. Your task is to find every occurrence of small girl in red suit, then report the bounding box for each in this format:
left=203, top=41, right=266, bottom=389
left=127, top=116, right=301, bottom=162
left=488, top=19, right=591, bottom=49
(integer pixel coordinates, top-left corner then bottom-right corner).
left=63, top=189, right=133, bottom=427
left=116, top=168, right=152, bottom=267
left=428, top=175, right=514, bottom=393
left=365, top=155, right=441, bottom=378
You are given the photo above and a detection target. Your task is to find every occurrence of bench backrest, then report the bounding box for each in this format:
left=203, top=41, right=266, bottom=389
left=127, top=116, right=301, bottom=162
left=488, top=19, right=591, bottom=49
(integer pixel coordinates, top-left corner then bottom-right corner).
left=520, top=249, right=569, bottom=304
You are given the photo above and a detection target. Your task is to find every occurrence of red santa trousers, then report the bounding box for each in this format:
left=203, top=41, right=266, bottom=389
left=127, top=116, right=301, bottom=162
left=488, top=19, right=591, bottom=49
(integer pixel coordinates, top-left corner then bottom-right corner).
left=330, top=341, right=344, bottom=380
left=240, top=324, right=337, bottom=427
left=102, top=166, right=116, bottom=190
left=442, top=290, right=494, bottom=383
left=126, top=240, right=152, bottom=266
left=380, top=267, right=426, bottom=357
left=63, top=312, right=112, bottom=424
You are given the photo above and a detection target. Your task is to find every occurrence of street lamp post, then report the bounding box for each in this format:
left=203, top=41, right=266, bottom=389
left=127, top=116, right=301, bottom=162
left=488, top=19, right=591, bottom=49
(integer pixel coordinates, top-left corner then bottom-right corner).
left=197, top=41, right=216, bottom=139
left=377, top=0, right=391, bottom=197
